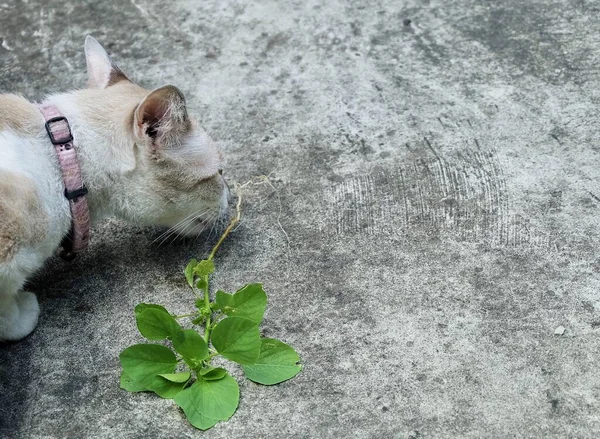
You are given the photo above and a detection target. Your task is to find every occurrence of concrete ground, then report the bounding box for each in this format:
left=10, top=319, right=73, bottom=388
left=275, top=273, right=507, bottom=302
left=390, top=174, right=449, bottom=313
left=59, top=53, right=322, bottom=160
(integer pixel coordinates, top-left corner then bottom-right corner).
left=1, top=0, right=600, bottom=437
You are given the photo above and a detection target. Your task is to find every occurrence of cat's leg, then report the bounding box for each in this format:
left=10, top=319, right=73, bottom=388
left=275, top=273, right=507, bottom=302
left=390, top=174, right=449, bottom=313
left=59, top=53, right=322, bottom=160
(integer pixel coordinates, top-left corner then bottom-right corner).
left=0, top=262, right=40, bottom=341
left=0, top=172, right=49, bottom=341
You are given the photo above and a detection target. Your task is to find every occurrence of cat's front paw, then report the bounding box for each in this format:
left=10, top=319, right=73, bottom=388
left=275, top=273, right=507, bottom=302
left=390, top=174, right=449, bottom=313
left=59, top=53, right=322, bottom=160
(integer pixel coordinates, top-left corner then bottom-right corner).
left=0, top=292, right=40, bottom=341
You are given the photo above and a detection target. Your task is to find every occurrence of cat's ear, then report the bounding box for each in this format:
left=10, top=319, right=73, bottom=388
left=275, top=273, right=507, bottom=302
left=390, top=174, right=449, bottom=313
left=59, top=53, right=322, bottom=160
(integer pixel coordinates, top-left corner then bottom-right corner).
left=133, top=85, right=192, bottom=151
left=84, top=36, right=130, bottom=89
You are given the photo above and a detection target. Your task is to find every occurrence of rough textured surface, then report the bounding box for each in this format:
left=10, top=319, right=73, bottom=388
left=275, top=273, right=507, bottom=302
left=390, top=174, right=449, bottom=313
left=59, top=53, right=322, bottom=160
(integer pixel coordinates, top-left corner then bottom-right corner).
left=1, top=0, right=600, bottom=437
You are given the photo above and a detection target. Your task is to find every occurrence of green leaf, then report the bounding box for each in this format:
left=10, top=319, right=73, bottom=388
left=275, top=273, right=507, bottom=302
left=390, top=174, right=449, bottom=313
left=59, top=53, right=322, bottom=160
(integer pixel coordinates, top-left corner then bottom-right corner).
left=215, top=283, right=268, bottom=324
left=174, top=374, right=239, bottom=430
left=150, top=376, right=187, bottom=399
left=196, top=278, right=208, bottom=291
left=120, top=371, right=185, bottom=398
left=158, top=371, right=191, bottom=383
left=242, top=338, right=302, bottom=385
left=119, top=344, right=182, bottom=398
left=215, top=291, right=232, bottom=308
left=134, top=303, right=169, bottom=318
left=172, top=329, right=209, bottom=367
left=193, top=260, right=214, bottom=277
left=136, top=308, right=181, bottom=340
left=211, top=317, right=261, bottom=364
left=120, top=371, right=147, bottom=392
left=184, top=259, right=198, bottom=287
left=199, top=367, right=228, bottom=381
left=120, top=344, right=177, bottom=383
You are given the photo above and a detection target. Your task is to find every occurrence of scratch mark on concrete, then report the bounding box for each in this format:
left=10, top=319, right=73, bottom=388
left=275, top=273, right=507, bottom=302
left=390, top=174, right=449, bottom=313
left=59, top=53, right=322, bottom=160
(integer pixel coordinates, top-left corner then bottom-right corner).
left=326, top=143, right=551, bottom=248
left=588, top=191, right=600, bottom=203
left=346, top=111, right=362, bottom=126
left=424, top=136, right=441, bottom=161
left=129, top=0, right=150, bottom=17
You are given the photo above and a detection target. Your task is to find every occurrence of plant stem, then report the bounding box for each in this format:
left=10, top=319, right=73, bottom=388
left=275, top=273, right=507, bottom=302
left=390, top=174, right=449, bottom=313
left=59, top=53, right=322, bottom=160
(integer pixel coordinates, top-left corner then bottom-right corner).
left=202, top=191, right=244, bottom=345
left=203, top=274, right=211, bottom=344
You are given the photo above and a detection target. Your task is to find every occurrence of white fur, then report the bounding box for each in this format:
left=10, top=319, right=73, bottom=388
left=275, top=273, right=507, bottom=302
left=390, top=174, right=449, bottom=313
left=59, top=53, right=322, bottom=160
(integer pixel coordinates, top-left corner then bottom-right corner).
left=0, top=130, right=71, bottom=340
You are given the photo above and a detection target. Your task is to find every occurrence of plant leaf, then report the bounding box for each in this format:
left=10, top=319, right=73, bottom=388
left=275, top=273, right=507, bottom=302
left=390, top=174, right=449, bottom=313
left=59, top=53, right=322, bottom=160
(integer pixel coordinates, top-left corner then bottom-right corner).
left=150, top=376, right=188, bottom=399
left=211, top=317, right=261, bottom=364
left=136, top=308, right=181, bottom=340
left=119, top=344, right=182, bottom=398
left=172, top=329, right=209, bottom=367
left=158, top=371, right=192, bottom=383
left=120, top=344, right=177, bottom=382
left=215, top=283, right=267, bottom=324
left=120, top=371, right=185, bottom=398
left=215, top=290, right=233, bottom=309
left=193, top=260, right=214, bottom=277
left=184, top=259, right=198, bottom=287
left=120, top=371, right=147, bottom=392
left=199, top=367, right=228, bottom=381
left=134, top=303, right=169, bottom=318
left=242, top=338, right=302, bottom=385
left=196, top=278, right=208, bottom=291
left=174, top=374, right=239, bottom=430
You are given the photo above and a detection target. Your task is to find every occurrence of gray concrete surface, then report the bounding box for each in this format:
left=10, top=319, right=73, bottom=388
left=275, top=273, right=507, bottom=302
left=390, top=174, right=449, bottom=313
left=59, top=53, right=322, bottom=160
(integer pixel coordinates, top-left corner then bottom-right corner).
left=1, top=0, right=600, bottom=437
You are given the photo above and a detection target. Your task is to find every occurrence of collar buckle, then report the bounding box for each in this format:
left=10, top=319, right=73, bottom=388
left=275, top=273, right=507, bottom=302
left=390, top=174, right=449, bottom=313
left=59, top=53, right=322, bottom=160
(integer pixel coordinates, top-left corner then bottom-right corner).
left=44, top=116, right=74, bottom=145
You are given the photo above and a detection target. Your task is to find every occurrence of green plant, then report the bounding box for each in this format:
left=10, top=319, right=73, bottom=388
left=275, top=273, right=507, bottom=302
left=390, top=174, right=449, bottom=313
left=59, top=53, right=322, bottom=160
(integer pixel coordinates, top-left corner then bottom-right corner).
left=119, top=192, right=302, bottom=430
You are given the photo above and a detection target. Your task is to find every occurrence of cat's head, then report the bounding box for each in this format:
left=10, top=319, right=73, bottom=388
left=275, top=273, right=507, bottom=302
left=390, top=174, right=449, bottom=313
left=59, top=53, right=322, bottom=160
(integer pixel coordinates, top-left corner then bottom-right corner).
left=82, top=36, right=229, bottom=237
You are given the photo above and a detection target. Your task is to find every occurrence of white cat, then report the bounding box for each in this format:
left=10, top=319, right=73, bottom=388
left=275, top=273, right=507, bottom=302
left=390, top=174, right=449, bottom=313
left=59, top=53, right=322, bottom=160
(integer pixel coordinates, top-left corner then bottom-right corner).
left=0, top=36, right=229, bottom=341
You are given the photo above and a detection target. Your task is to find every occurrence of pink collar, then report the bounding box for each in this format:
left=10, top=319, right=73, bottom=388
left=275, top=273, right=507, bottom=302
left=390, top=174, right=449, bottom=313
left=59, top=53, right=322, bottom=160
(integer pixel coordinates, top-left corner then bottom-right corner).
left=38, top=104, right=91, bottom=261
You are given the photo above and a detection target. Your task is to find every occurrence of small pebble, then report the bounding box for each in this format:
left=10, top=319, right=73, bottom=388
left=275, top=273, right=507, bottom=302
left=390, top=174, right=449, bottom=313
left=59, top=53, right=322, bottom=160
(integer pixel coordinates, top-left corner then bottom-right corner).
left=554, top=326, right=565, bottom=335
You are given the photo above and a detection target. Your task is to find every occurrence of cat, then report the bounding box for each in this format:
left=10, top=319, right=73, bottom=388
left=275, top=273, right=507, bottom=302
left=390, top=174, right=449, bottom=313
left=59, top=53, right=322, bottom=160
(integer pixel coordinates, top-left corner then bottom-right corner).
left=0, top=36, right=229, bottom=341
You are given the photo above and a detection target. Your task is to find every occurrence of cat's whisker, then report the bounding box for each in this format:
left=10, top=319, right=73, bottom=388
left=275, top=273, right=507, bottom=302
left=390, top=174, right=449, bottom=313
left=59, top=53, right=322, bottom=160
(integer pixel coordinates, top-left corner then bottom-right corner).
left=150, top=212, right=197, bottom=246
left=152, top=224, right=187, bottom=248
left=159, top=217, right=198, bottom=247
left=189, top=218, right=214, bottom=243
left=149, top=207, right=214, bottom=247
left=191, top=212, right=219, bottom=246
left=204, top=212, right=222, bottom=244
left=157, top=207, right=219, bottom=248
left=173, top=213, right=215, bottom=246
left=172, top=215, right=205, bottom=244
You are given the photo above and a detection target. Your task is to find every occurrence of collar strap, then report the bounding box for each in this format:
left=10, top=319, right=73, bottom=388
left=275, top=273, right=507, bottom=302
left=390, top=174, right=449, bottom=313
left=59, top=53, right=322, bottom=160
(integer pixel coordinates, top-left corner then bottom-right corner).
left=37, top=104, right=91, bottom=261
